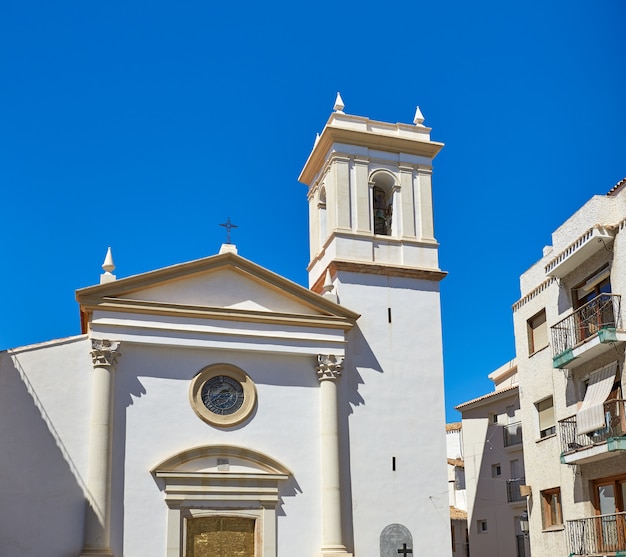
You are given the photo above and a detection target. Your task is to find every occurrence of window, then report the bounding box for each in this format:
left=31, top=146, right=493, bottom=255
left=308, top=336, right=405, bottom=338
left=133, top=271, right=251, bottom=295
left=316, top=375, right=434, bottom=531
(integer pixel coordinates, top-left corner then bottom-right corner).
left=573, top=265, right=611, bottom=310
left=541, top=488, right=563, bottom=529
left=477, top=519, right=488, bottom=533
left=527, top=309, right=548, bottom=354
left=490, top=413, right=499, bottom=424
left=492, top=463, right=502, bottom=477
left=536, top=397, right=556, bottom=438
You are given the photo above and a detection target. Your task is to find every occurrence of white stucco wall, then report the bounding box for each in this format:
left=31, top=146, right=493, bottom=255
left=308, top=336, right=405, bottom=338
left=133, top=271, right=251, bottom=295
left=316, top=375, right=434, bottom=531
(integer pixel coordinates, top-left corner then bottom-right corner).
left=0, top=336, right=92, bottom=555
left=336, top=271, right=451, bottom=556
left=114, top=344, right=323, bottom=556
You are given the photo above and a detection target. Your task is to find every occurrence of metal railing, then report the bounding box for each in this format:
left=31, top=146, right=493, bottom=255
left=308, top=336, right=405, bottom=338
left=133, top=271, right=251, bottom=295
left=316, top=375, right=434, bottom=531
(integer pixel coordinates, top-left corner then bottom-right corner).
left=503, top=421, right=523, bottom=447
left=567, top=512, right=626, bottom=556
left=559, top=399, right=626, bottom=455
left=551, top=293, right=621, bottom=357
left=507, top=477, right=526, bottom=503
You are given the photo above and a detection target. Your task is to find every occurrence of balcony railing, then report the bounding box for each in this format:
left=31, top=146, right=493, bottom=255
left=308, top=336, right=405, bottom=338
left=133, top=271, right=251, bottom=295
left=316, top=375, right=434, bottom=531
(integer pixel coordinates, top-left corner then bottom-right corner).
left=567, top=512, right=626, bottom=556
left=551, top=293, right=621, bottom=358
left=507, top=477, right=526, bottom=503
left=503, top=421, right=523, bottom=447
left=559, top=399, right=626, bottom=455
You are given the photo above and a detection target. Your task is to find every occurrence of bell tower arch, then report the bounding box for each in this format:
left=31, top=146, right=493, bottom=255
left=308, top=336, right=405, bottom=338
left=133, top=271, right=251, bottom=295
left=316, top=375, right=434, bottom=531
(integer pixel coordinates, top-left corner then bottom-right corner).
left=300, top=96, right=444, bottom=291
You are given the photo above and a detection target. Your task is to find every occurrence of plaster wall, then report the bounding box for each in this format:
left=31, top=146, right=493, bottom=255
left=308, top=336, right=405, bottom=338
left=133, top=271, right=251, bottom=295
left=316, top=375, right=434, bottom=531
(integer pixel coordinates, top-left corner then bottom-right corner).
left=334, top=270, right=451, bottom=557
left=0, top=336, right=91, bottom=555
left=114, top=344, right=323, bottom=557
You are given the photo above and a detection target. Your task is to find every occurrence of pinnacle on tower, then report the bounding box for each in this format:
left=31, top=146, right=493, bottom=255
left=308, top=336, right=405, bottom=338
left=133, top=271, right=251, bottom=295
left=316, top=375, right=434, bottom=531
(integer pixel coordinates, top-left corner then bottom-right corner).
left=333, top=92, right=345, bottom=113
left=100, top=247, right=117, bottom=284
left=413, top=106, right=425, bottom=125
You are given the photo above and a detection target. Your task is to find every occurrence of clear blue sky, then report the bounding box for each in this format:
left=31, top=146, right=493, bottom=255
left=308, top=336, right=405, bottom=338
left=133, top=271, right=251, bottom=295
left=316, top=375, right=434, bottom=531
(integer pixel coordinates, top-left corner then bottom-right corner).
left=1, top=1, right=624, bottom=421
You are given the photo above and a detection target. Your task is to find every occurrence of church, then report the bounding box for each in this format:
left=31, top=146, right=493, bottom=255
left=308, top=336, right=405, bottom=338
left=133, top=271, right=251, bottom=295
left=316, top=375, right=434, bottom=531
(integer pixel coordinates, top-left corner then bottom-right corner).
left=0, top=96, right=451, bottom=557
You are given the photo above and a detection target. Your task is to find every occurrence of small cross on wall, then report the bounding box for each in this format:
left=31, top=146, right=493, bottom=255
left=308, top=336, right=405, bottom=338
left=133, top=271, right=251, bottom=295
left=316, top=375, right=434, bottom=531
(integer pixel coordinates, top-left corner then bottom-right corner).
left=397, top=543, right=413, bottom=556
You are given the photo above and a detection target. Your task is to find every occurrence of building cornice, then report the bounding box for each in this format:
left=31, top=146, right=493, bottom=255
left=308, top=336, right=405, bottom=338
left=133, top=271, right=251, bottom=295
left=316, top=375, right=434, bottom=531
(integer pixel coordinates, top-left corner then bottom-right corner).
left=80, top=297, right=358, bottom=331
left=311, top=260, right=447, bottom=294
left=299, top=122, right=444, bottom=185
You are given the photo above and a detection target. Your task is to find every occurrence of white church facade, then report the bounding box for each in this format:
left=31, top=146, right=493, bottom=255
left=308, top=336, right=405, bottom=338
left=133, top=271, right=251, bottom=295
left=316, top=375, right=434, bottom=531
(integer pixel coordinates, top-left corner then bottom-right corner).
left=0, top=97, right=452, bottom=557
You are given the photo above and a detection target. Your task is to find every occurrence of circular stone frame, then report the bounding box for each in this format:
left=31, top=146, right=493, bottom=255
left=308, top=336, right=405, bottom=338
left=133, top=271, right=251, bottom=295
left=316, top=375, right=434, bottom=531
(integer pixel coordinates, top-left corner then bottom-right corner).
left=189, top=364, right=257, bottom=427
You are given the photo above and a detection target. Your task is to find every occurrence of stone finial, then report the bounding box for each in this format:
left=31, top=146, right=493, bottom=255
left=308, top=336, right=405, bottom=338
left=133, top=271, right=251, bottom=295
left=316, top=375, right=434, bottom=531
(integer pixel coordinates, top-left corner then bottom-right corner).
left=321, top=270, right=339, bottom=302
left=333, top=92, right=345, bottom=113
left=100, top=247, right=116, bottom=284
left=413, top=106, right=425, bottom=125
left=322, top=270, right=334, bottom=295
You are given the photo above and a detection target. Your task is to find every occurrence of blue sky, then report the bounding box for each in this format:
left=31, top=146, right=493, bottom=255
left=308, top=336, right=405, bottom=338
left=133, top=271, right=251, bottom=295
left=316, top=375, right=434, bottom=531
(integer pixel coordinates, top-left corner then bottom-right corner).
left=1, top=1, right=624, bottom=421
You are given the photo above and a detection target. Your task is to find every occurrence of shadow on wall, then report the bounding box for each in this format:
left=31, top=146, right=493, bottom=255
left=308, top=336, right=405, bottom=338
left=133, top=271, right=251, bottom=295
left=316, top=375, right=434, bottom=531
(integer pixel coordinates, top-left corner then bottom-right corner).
left=0, top=353, right=86, bottom=554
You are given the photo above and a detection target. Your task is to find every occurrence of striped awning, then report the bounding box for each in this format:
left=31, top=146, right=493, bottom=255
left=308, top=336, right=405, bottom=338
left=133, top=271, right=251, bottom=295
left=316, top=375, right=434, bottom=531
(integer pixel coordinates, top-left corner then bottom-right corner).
left=576, top=362, right=618, bottom=435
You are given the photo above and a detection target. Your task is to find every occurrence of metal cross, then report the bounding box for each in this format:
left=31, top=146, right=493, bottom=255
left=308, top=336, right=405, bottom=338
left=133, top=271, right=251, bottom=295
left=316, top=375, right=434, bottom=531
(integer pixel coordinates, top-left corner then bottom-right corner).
left=219, top=217, right=238, bottom=244
left=397, top=544, right=413, bottom=556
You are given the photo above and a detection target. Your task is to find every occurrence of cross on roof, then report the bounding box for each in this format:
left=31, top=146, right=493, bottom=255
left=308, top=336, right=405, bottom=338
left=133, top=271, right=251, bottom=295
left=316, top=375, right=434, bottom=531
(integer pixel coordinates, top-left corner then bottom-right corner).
left=398, top=543, right=413, bottom=556
left=219, top=217, right=238, bottom=244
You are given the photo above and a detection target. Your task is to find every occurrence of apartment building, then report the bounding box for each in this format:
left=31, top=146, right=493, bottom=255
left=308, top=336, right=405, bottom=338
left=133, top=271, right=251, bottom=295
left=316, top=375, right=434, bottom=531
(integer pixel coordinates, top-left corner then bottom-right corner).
left=447, top=422, right=469, bottom=557
left=456, top=360, right=528, bottom=557
left=512, top=179, right=626, bottom=557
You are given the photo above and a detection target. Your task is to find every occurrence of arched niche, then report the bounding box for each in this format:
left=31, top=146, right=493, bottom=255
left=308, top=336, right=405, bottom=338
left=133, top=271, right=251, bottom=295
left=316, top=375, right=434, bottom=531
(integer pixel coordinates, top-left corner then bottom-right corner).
left=370, top=170, right=397, bottom=236
left=152, top=445, right=291, bottom=557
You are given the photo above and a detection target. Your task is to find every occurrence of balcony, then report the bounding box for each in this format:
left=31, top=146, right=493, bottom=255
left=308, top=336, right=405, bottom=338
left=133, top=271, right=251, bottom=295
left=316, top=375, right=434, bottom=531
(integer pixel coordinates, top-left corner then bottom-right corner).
left=503, top=421, right=523, bottom=447
left=551, top=293, right=624, bottom=369
left=567, top=512, right=626, bottom=556
left=506, top=477, right=526, bottom=503
left=559, top=399, right=626, bottom=465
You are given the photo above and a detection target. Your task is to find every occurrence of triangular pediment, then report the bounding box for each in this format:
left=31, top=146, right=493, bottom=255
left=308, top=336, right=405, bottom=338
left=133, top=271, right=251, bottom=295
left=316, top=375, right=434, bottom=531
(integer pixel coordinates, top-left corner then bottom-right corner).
left=76, top=252, right=358, bottom=331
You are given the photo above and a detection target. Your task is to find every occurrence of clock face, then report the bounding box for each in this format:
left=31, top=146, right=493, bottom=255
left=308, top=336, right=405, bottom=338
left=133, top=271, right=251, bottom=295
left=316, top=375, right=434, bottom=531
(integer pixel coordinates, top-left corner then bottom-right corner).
left=201, top=375, right=245, bottom=415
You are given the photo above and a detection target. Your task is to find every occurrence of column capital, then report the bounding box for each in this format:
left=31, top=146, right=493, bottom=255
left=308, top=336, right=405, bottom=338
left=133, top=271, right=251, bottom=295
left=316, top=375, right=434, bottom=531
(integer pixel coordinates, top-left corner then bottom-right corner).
left=90, top=339, right=121, bottom=368
left=316, top=354, right=344, bottom=381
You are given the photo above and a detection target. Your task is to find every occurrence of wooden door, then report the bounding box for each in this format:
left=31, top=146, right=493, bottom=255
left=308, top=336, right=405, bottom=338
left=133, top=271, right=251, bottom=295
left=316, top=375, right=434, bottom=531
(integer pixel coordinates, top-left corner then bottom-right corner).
left=186, top=516, right=255, bottom=557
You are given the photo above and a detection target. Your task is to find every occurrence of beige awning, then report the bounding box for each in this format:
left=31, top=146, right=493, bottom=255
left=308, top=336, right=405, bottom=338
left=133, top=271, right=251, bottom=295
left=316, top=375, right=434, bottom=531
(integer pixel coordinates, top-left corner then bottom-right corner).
left=576, top=362, right=618, bottom=434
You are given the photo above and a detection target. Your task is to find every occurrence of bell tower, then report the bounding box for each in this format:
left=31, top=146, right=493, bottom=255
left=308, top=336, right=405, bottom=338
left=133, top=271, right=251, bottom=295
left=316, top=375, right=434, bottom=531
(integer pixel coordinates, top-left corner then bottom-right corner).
left=299, top=94, right=445, bottom=291
left=299, top=95, right=451, bottom=557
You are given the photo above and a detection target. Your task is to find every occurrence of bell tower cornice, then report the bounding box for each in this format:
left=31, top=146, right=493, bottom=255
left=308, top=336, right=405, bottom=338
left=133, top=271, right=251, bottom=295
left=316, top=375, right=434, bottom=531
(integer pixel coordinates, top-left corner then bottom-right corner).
left=299, top=111, right=444, bottom=187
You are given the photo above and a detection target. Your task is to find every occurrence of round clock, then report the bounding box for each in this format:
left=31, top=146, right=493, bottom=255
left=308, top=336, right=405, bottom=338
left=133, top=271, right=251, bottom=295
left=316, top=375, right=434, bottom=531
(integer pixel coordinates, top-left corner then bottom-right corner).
left=190, top=364, right=256, bottom=427
left=201, top=375, right=244, bottom=415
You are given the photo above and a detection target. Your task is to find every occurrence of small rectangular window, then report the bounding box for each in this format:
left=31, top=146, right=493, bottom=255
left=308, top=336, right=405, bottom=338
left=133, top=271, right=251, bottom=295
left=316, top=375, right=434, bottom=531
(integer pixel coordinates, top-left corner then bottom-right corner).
left=491, top=413, right=499, bottom=424
left=491, top=463, right=502, bottom=477
left=477, top=519, right=488, bottom=533
left=528, top=309, right=548, bottom=354
left=541, top=488, right=563, bottom=528
left=536, top=397, right=556, bottom=438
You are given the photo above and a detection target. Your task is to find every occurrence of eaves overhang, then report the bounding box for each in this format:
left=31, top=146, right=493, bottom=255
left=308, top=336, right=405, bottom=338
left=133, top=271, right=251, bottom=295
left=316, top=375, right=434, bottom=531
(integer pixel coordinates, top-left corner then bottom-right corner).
left=545, top=225, right=616, bottom=278
left=455, top=384, right=519, bottom=412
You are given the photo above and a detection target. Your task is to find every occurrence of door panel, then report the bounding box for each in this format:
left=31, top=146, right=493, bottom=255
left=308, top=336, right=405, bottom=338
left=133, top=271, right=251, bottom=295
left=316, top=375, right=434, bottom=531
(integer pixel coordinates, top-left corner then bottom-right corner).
left=186, top=516, right=255, bottom=557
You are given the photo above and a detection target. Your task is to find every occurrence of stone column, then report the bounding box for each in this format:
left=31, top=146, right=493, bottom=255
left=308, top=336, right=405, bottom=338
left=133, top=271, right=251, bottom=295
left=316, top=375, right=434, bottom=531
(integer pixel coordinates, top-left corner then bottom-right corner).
left=316, top=354, right=352, bottom=557
left=81, top=339, right=120, bottom=557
